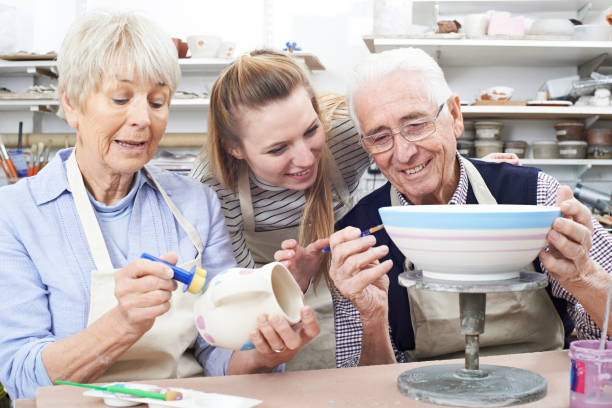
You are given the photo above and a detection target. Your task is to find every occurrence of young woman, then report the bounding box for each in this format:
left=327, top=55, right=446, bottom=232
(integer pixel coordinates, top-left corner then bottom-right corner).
left=191, top=50, right=367, bottom=370
left=191, top=49, right=519, bottom=370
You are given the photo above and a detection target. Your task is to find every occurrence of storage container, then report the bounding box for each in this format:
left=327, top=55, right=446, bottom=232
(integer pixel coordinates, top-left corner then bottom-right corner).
left=475, top=140, right=503, bottom=158
left=586, top=128, right=612, bottom=146
left=457, top=139, right=475, bottom=157
left=554, top=122, right=584, bottom=141
left=532, top=141, right=560, bottom=159
left=558, top=141, right=587, bottom=159
left=503, top=140, right=527, bottom=158
left=587, top=144, right=612, bottom=159
left=460, top=120, right=475, bottom=140
left=475, top=121, right=503, bottom=140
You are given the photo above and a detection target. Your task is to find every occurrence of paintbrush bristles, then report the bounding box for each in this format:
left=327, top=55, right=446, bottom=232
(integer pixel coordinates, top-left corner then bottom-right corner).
left=165, top=390, right=183, bottom=401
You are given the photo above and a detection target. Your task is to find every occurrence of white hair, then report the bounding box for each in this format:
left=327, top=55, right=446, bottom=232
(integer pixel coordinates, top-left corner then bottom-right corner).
left=57, top=9, right=180, bottom=117
left=347, top=47, right=453, bottom=134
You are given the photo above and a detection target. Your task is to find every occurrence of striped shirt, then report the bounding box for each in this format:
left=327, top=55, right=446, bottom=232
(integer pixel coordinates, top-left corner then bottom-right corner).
left=190, top=109, right=370, bottom=268
left=334, top=155, right=612, bottom=367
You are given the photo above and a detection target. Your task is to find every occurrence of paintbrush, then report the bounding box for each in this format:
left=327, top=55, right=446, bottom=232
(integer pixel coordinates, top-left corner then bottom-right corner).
left=28, top=144, right=37, bottom=177
left=321, top=224, right=385, bottom=253
left=0, top=156, right=10, bottom=179
left=0, top=136, right=18, bottom=179
left=55, top=380, right=183, bottom=401
left=41, top=144, right=50, bottom=169
left=600, top=280, right=612, bottom=350
left=141, top=253, right=207, bottom=294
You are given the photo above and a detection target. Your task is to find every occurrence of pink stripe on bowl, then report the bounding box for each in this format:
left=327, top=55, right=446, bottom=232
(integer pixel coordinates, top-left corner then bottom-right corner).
left=402, top=247, right=543, bottom=254
left=391, top=232, right=547, bottom=241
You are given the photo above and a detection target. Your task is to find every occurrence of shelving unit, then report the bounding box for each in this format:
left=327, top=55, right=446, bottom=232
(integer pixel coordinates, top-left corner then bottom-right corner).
left=0, top=98, right=210, bottom=111
left=461, top=105, right=612, bottom=119
left=0, top=54, right=324, bottom=114
left=410, top=0, right=603, bottom=14
left=360, top=0, right=612, bottom=197
left=362, top=37, right=612, bottom=67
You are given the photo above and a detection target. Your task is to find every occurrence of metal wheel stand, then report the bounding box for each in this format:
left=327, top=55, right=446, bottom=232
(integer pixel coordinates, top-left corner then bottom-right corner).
left=396, top=270, right=550, bottom=407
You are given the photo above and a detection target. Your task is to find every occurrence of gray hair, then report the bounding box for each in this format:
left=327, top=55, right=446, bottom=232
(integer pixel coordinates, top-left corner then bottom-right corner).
left=57, top=9, right=180, bottom=117
left=347, top=47, right=452, bottom=134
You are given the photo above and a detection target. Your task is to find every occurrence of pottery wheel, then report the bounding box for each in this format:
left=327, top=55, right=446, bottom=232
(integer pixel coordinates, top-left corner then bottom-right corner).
left=398, top=270, right=548, bottom=293
left=397, top=269, right=549, bottom=407
left=397, top=364, right=547, bottom=407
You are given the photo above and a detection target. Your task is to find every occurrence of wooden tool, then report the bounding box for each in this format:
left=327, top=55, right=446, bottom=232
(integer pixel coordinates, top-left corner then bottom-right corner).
left=55, top=380, right=183, bottom=401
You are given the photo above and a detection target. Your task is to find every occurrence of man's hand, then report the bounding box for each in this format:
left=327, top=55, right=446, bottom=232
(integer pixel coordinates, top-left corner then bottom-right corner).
left=328, top=227, right=392, bottom=322
left=539, top=186, right=596, bottom=287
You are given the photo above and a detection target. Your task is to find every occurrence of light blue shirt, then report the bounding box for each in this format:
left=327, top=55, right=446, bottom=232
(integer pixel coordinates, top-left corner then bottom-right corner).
left=88, top=171, right=142, bottom=261
left=0, top=148, right=238, bottom=399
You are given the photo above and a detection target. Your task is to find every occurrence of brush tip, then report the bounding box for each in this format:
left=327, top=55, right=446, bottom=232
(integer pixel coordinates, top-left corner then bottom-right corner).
left=165, top=390, right=183, bottom=401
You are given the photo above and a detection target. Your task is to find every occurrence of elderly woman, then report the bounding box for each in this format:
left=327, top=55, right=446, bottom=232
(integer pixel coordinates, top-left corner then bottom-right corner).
left=0, top=10, right=318, bottom=400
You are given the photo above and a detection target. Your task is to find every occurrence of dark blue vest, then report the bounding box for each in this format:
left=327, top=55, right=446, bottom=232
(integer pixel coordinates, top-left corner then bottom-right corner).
left=336, top=159, right=573, bottom=352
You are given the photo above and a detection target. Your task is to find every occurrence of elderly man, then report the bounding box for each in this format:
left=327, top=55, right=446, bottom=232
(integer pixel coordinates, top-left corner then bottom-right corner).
left=328, top=48, right=612, bottom=367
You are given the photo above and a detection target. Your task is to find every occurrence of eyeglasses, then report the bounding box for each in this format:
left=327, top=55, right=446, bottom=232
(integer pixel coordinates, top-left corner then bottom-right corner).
left=360, top=103, right=445, bottom=154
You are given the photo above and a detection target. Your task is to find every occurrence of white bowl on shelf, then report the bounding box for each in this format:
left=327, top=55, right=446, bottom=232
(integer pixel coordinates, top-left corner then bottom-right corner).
left=574, top=25, right=612, bottom=41
left=378, top=205, right=560, bottom=281
left=528, top=19, right=575, bottom=36
left=186, top=35, right=222, bottom=58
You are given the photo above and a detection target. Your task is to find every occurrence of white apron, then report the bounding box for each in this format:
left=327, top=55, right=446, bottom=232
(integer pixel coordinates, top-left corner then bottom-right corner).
left=237, top=156, right=351, bottom=370
left=67, top=151, right=204, bottom=381
left=396, top=157, right=564, bottom=361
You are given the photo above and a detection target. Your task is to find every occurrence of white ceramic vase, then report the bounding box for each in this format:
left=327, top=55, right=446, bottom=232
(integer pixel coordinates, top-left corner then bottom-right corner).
left=194, top=262, right=304, bottom=350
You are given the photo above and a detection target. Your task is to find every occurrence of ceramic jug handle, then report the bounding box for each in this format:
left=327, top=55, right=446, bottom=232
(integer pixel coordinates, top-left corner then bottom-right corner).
left=211, top=273, right=270, bottom=307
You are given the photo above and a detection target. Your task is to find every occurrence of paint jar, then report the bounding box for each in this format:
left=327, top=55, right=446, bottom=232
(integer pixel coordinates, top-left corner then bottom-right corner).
left=569, top=340, right=612, bottom=407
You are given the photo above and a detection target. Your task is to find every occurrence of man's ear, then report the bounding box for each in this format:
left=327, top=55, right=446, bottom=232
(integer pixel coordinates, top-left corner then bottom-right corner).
left=447, top=94, right=464, bottom=140
left=60, top=90, right=79, bottom=129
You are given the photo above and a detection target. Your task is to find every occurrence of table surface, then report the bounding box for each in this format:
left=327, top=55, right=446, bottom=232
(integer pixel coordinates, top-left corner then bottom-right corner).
left=16, top=350, right=571, bottom=408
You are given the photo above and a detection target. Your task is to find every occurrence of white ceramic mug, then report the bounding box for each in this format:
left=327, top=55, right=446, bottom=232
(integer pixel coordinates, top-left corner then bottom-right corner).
left=186, top=35, right=221, bottom=58
left=216, top=41, right=236, bottom=59
left=463, top=14, right=489, bottom=38
left=194, top=262, right=304, bottom=350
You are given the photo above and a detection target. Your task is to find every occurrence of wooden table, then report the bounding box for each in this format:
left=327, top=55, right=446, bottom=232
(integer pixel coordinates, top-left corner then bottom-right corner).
left=16, top=350, right=570, bottom=408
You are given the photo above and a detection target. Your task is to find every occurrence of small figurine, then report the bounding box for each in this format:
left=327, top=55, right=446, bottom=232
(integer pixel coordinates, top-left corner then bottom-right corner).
left=283, top=41, right=301, bottom=53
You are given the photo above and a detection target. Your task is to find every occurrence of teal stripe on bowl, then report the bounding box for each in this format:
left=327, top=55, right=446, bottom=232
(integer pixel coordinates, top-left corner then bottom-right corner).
left=379, top=207, right=560, bottom=230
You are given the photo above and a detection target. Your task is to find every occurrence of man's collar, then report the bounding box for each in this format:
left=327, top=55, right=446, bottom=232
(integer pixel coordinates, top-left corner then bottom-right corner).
left=396, top=153, right=469, bottom=205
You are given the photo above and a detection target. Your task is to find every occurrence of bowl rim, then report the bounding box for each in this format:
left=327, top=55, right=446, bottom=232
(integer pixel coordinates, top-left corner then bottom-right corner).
left=379, top=204, right=560, bottom=214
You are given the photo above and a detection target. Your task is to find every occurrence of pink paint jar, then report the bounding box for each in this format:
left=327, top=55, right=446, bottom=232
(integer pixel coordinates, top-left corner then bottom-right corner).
left=569, top=340, right=612, bottom=407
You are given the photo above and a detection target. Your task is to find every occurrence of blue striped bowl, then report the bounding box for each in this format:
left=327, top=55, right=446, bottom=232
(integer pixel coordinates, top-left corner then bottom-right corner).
left=379, top=205, right=561, bottom=280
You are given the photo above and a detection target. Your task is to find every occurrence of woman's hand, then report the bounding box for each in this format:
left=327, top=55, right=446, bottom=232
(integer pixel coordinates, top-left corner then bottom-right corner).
left=114, top=251, right=178, bottom=337
left=248, top=306, right=320, bottom=368
left=481, top=152, right=521, bottom=166
left=274, top=238, right=329, bottom=292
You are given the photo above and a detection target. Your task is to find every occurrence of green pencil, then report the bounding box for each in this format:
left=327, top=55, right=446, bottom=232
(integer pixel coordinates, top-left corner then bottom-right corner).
left=55, top=380, right=183, bottom=401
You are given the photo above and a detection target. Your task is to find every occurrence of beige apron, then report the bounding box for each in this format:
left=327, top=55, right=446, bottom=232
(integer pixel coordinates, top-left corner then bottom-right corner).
left=237, top=157, right=351, bottom=371
left=394, top=157, right=564, bottom=361
left=67, top=151, right=204, bottom=382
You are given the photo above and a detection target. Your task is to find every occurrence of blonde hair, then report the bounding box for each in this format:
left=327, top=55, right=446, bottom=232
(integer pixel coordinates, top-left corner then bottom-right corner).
left=207, top=49, right=339, bottom=286
left=57, top=9, right=180, bottom=117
